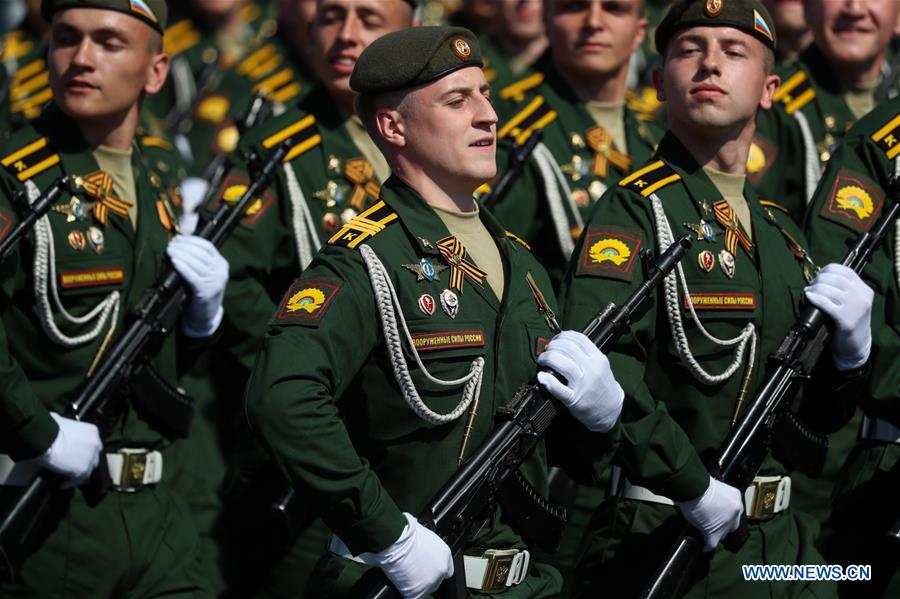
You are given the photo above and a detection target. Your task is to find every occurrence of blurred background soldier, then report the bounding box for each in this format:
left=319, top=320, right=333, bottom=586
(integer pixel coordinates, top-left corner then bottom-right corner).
left=480, top=0, right=547, bottom=92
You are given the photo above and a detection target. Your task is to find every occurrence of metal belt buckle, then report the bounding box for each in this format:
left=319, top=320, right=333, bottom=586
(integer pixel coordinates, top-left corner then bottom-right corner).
left=119, top=451, right=148, bottom=489
left=480, top=549, right=519, bottom=593
left=748, top=478, right=780, bottom=520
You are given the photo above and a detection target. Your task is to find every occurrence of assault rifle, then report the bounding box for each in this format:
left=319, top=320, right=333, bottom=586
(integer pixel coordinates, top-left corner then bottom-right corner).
left=0, top=176, right=77, bottom=260
left=480, top=130, right=543, bottom=211
left=364, top=234, right=693, bottom=599
left=641, top=192, right=900, bottom=599
left=0, top=139, right=293, bottom=584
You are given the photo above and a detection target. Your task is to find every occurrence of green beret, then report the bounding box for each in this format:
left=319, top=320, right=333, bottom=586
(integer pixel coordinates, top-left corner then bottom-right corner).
left=42, top=0, right=167, bottom=33
left=656, top=0, right=776, bottom=54
left=350, top=26, right=483, bottom=95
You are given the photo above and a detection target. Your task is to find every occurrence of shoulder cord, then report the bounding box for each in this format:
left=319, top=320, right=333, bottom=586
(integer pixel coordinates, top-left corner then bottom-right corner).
left=649, top=192, right=757, bottom=384
left=27, top=180, right=120, bottom=347
left=532, top=142, right=583, bottom=257
left=283, top=162, right=321, bottom=270
left=794, top=110, right=823, bottom=206
left=358, top=243, right=484, bottom=425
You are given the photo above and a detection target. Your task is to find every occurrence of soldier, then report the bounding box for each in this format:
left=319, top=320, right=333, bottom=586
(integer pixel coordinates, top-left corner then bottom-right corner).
left=558, top=1, right=873, bottom=596
left=480, top=0, right=547, bottom=92
left=0, top=0, right=50, bottom=133
left=760, top=0, right=812, bottom=65
left=245, top=25, right=625, bottom=598
left=489, top=0, right=662, bottom=286
left=0, top=0, right=229, bottom=597
left=803, top=96, right=900, bottom=598
left=751, top=0, right=900, bottom=225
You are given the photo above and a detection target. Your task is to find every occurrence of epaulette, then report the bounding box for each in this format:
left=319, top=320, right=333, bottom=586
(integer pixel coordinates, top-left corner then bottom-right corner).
left=163, top=19, right=201, bottom=57
left=626, top=87, right=662, bottom=123
left=252, top=66, right=302, bottom=105
left=499, top=72, right=544, bottom=102
left=1, top=30, right=34, bottom=62
left=0, top=134, right=60, bottom=182
left=870, top=112, right=900, bottom=160
left=506, top=231, right=531, bottom=251
left=773, top=70, right=815, bottom=115
left=9, top=58, right=51, bottom=120
left=497, top=95, right=557, bottom=145
left=759, top=199, right=789, bottom=214
left=140, top=135, right=174, bottom=152
left=237, top=44, right=280, bottom=78
left=327, top=200, right=399, bottom=249
left=618, top=160, right=680, bottom=197
left=261, top=113, right=321, bottom=162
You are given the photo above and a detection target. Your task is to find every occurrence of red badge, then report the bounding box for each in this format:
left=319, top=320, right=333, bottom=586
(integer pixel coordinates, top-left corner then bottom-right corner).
left=418, top=294, right=436, bottom=316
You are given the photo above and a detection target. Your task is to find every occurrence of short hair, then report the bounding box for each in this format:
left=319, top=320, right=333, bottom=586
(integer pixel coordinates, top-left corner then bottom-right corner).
left=354, top=88, right=412, bottom=150
left=149, top=30, right=163, bottom=54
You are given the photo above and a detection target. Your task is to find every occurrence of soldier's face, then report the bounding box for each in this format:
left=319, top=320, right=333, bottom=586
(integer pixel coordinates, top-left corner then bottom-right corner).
left=656, top=27, right=778, bottom=134
left=312, top=0, right=413, bottom=104
left=497, top=0, right=545, bottom=43
left=193, top=0, right=247, bottom=19
left=546, top=0, right=647, bottom=79
left=48, top=9, right=168, bottom=122
left=394, top=67, right=498, bottom=196
left=805, top=0, right=900, bottom=68
left=762, top=0, right=808, bottom=39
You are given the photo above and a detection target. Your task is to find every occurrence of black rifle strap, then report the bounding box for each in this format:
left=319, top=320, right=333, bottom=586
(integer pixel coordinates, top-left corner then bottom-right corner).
left=131, top=366, right=194, bottom=438
left=498, top=469, right=567, bottom=553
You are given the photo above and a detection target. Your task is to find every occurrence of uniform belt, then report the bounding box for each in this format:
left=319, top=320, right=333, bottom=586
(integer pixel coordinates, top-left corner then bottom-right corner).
left=860, top=416, right=900, bottom=444
left=0, top=449, right=163, bottom=491
left=610, top=466, right=791, bottom=521
left=328, top=535, right=531, bottom=593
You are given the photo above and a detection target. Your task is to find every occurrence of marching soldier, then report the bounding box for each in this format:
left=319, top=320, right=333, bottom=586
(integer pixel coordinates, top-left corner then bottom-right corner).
left=0, top=0, right=229, bottom=597
left=760, top=0, right=812, bottom=66
left=480, top=0, right=547, bottom=92
left=245, top=25, right=625, bottom=598
left=558, top=1, right=873, bottom=596
left=803, top=95, right=900, bottom=598
left=489, top=0, right=662, bottom=286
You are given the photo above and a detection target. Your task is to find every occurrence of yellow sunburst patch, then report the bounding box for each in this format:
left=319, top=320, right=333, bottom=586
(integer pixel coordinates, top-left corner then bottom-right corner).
left=287, top=288, right=326, bottom=313
left=835, top=185, right=874, bottom=220
left=590, top=238, right=631, bottom=266
left=272, top=279, right=343, bottom=326
left=820, top=173, right=884, bottom=233
left=577, top=226, right=643, bottom=281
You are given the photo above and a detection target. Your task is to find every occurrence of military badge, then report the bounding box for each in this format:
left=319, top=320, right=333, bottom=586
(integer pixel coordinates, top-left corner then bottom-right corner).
left=705, top=0, right=723, bottom=17
left=588, top=180, right=606, bottom=202
left=322, top=213, right=340, bottom=234
left=271, top=278, right=342, bottom=326
left=753, top=9, right=774, bottom=42
left=436, top=236, right=487, bottom=293
left=403, top=258, right=447, bottom=283
left=571, top=188, right=590, bottom=208
left=698, top=250, right=715, bottom=273
left=820, top=172, right=884, bottom=233
left=219, top=176, right=274, bottom=226
left=68, top=230, right=86, bottom=251
left=418, top=294, right=436, bottom=316
left=440, top=289, right=459, bottom=318
left=575, top=225, right=643, bottom=282
left=718, top=249, right=736, bottom=278
left=88, top=226, right=104, bottom=254
left=52, top=197, right=86, bottom=223
left=452, top=38, right=472, bottom=60
left=684, top=220, right=720, bottom=243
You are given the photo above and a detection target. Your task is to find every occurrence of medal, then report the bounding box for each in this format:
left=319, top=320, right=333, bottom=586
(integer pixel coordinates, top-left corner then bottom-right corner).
left=683, top=219, right=720, bottom=243
left=52, top=197, right=86, bottom=222
left=440, top=289, right=459, bottom=318
left=340, top=208, right=357, bottom=224
left=718, top=249, right=735, bottom=278
left=321, top=212, right=339, bottom=233
left=87, top=226, right=104, bottom=254
left=68, top=230, right=86, bottom=251
left=588, top=180, right=606, bottom=201
left=571, top=188, right=589, bottom=208
left=418, top=294, right=436, bottom=316
left=402, top=258, right=447, bottom=283
left=698, top=250, right=715, bottom=272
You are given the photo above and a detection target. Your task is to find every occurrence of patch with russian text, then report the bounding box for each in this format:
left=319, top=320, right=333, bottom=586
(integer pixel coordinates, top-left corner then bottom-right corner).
left=60, top=267, right=125, bottom=289
left=410, top=329, right=486, bottom=352
left=271, top=278, right=342, bottom=326
left=819, top=171, right=884, bottom=233
left=217, top=175, right=274, bottom=227
left=576, top=224, right=643, bottom=282
left=682, top=292, right=757, bottom=311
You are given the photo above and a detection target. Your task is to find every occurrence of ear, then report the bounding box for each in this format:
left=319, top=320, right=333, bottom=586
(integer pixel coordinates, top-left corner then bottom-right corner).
left=376, top=108, right=406, bottom=149
left=631, top=16, right=649, bottom=54
left=144, top=52, right=169, bottom=95
left=651, top=66, right=665, bottom=102
left=758, top=73, right=780, bottom=110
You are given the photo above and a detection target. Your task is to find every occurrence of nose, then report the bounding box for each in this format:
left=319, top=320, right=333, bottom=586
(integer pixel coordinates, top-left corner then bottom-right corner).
left=475, top=94, right=498, bottom=128
left=698, top=47, right=721, bottom=76
left=71, top=38, right=95, bottom=69
left=336, top=13, right=360, bottom=44
left=586, top=0, right=607, bottom=30
left=840, top=0, right=865, bottom=17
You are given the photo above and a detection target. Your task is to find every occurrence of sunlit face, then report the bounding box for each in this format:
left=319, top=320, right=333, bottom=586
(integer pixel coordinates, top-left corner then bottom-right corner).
left=547, top=0, right=647, bottom=79
left=192, top=0, right=247, bottom=19
left=398, top=67, right=498, bottom=194
left=762, top=0, right=808, bottom=39
left=805, top=0, right=900, bottom=69
left=311, top=0, right=412, bottom=102
left=49, top=9, right=168, bottom=122
left=656, top=27, right=777, bottom=134
left=276, top=0, right=317, bottom=53
left=497, top=0, right=545, bottom=43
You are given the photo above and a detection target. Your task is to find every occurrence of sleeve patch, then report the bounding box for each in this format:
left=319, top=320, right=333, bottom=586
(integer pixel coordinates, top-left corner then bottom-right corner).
left=870, top=112, right=900, bottom=160
left=818, top=171, right=884, bottom=233
left=216, top=175, right=274, bottom=227
left=575, top=224, right=644, bottom=282
left=747, top=136, right=777, bottom=184
left=271, top=278, right=343, bottom=326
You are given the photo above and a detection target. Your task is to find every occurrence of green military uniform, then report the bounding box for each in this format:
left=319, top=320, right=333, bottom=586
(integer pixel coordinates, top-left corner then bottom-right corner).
left=489, top=53, right=662, bottom=286
left=0, top=102, right=209, bottom=597
left=0, top=22, right=51, bottom=135
left=561, top=132, right=856, bottom=598
left=245, top=176, right=563, bottom=597
left=803, top=96, right=900, bottom=597
left=751, top=43, right=900, bottom=542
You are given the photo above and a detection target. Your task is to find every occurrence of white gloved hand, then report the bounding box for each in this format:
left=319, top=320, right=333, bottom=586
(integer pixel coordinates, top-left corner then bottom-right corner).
left=675, top=476, right=743, bottom=552
left=367, top=513, right=454, bottom=599
left=804, top=263, right=873, bottom=370
left=166, top=235, right=229, bottom=338
left=177, top=177, right=210, bottom=235
left=39, top=413, right=102, bottom=489
left=536, top=330, right=624, bottom=433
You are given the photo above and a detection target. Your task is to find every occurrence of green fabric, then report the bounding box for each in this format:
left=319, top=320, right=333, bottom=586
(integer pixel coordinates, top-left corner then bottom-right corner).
left=350, top=26, right=482, bottom=94
left=559, top=132, right=843, bottom=596
left=480, top=35, right=539, bottom=96
left=0, top=24, right=51, bottom=136
left=244, top=176, right=562, bottom=593
left=655, top=0, right=776, bottom=54
left=41, top=0, right=168, bottom=32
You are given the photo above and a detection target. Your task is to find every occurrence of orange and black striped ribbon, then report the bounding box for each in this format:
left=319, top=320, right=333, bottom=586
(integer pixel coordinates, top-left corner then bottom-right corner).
left=436, top=236, right=487, bottom=293
left=586, top=126, right=632, bottom=178
left=713, top=200, right=753, bottom=257
left=82, top=170, right=132, bottom=225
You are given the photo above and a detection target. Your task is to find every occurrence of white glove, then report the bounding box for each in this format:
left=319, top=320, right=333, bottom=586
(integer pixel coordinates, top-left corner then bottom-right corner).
left=675, top=476, right=743, bottom=552
left=166, top=235, right=229, bottom=337
left=804, top=263, right=873, bottom=370
left=177, top=177, right=209, bottom=235
left=536, top=330, right=624, bottom=433
left=39, top=413, right=102, bottom=489
left=367, top=513, right=454, bottom=599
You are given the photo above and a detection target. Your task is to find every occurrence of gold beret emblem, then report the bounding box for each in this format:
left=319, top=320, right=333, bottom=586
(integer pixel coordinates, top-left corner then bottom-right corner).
left=452, top=38, right=471, bottom=60
left=705, top=0, right=724, bottom=17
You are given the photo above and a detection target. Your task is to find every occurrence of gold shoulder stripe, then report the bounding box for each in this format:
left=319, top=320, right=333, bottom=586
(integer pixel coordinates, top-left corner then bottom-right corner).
left=506, top=231, right=531, bottom=251
left=163, top=20, right=200, bottom=57
left=499, top=72, right=544, bottom=102
left=141, top=136, right=174, bottom=151
left=238, top=44, right=278, bottom=76
left=262, top=114, right=321, bottom=162
left=1, top=136, right=60, bottom=181
left=759, top=199, right=789, bottom=214
left=327, top=200, right=399, bottom=249
left=253, top=67, right=293, bottom=95
left=773, top=70, right=814, bottom=115
left=618, top=160, right=680, bottom=197
left=497, top=95, right=557, bottom=144
left=871, top=112, right=900, bottom=160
